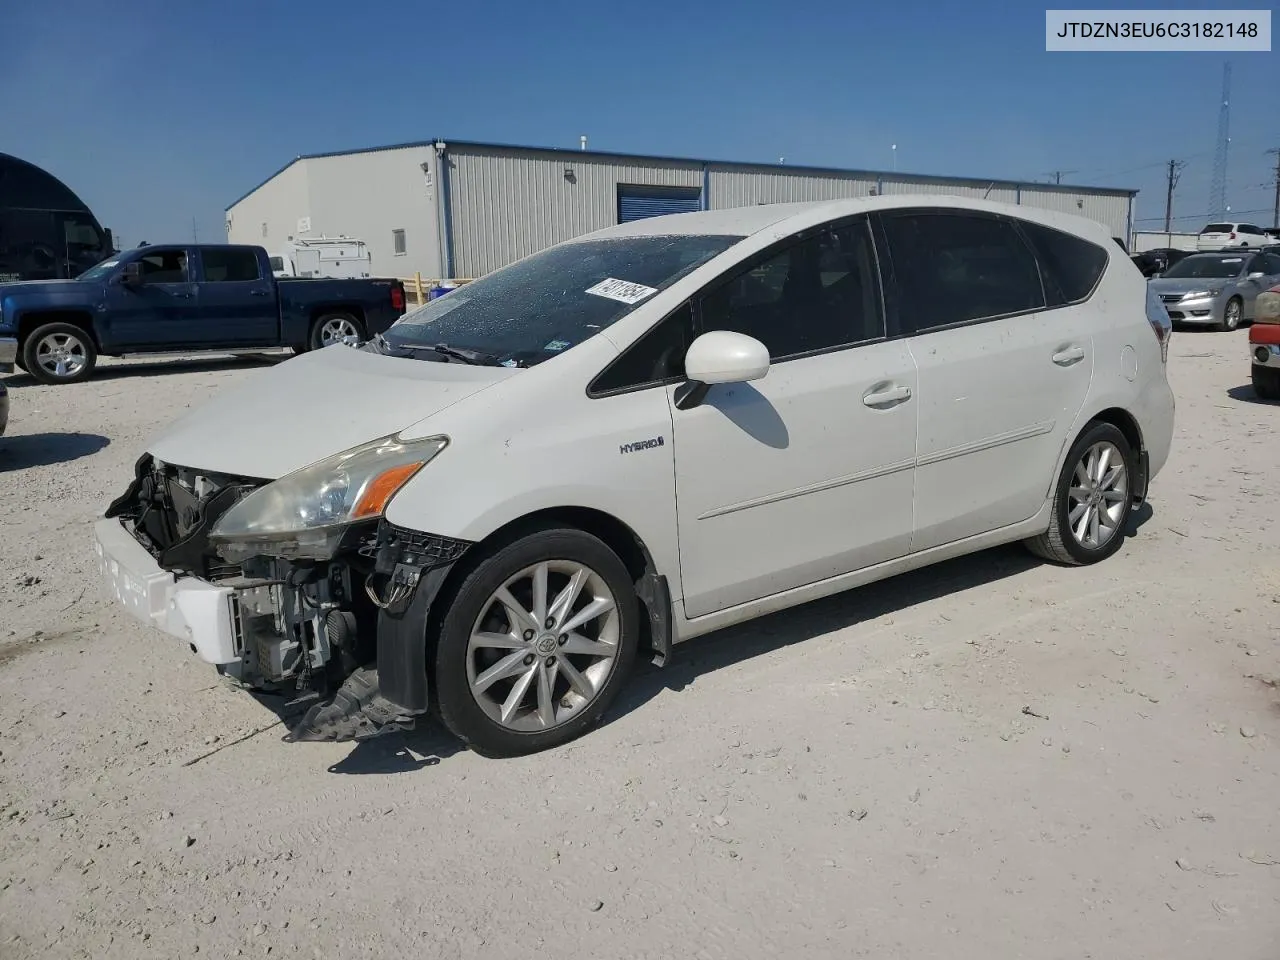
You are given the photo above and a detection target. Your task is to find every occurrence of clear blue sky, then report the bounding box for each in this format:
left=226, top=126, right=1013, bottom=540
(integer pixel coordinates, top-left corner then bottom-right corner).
left=2, top=0, right=1276, bottom=248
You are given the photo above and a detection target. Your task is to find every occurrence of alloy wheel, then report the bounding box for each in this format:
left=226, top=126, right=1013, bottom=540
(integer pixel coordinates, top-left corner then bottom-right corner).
left=35, top=332, right=87, bottom=379
left=1225, top=300, right=1242, bottom=330
left=1067, top=441, right=1129, bottom=549
left=466, top=560, right=620, bottom=732
left=319, top=317, right=359, bottom=346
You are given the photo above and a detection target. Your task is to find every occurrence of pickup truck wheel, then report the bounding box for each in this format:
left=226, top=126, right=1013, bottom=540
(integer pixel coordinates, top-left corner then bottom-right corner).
left=308, top=313, right=364, bottom=350
left=22, top=323, right=97, bottom=385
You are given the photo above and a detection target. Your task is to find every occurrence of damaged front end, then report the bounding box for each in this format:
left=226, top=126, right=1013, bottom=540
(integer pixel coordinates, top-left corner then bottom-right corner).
left=104, top=453, right=470, bottom=743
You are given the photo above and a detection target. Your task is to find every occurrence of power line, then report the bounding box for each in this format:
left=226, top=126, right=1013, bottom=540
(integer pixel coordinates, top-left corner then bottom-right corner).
left=1135, top=206, right=1275, bottom=224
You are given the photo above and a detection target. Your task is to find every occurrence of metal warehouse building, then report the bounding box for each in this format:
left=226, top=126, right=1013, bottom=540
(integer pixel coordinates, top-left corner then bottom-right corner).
left=226, top=139, right=1137, bottom=281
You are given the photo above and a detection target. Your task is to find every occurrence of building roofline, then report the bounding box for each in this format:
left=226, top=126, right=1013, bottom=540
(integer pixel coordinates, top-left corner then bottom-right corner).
left=225, top=137, right=1139, bottom=210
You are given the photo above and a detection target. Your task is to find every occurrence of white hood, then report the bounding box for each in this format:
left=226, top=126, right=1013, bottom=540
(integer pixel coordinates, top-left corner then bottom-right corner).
left=146, top=345, right=516, bottom=479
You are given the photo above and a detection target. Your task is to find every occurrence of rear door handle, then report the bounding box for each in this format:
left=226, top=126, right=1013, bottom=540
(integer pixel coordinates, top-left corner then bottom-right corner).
left=862, top=384, right=912, bottom=408
left=249, top=289, right=270, bottom=297
left=1052, top=346, right=1085, bottom=366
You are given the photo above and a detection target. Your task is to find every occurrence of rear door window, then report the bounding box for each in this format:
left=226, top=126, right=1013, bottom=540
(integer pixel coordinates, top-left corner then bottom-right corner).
left=1019, top=220, right=1109, bottom=305
left=201, top=248, right=261, bottom=282
left=879, top=211, right=1045, bottom=333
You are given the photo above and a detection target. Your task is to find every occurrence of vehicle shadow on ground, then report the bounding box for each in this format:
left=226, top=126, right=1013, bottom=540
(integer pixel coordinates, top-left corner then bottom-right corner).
left=0, top=432, right=109, bottom=470
left=610, top=504, right=1154, bottom=723
left=324, top=726, right=466, bottom=775
left=1227, top=384, right=1278, bottom=405
left=2, top=355, right=282, bottom=388
left=248, top=690, right=465, bottom=775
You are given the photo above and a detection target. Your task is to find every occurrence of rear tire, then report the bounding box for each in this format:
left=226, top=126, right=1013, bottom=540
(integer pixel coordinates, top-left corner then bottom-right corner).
left=1253, top=364, right=1280, bottom=401
left=306, top=313, right=364, bottom=351
left=1026, top=421, right=1135, bottom=566
left=21, top=322, right=98, bottom=385
left=432, top=525, right=640, bottom=758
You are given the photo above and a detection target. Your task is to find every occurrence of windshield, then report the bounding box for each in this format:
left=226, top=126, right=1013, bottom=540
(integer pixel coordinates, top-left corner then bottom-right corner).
left=385, top=234, right=741, bottom=366
left=1200, top=223, right=1233, bottom=234
left=1161, top=256, right=1245, bottom=279
left=76, top=257, right=121, bottom=282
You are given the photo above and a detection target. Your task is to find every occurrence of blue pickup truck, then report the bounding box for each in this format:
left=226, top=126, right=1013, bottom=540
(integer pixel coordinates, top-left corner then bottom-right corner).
left=0, top=244, right=407, bottom=384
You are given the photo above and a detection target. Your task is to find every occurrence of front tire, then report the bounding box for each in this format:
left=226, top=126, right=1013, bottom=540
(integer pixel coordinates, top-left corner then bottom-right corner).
left=1253, top=364, right=1280, bottom=401
left=432, top=525, right=639, bottom=757
left=22, top=322, right=98, bottom=384
left=1026, top=422, right=1135, bottom=566
left=307, top=313, right=364, bottom=351
left=1219, top=297, right=1243, bottom=332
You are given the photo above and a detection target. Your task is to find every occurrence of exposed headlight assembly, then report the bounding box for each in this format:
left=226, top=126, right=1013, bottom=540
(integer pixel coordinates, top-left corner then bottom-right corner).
left=209, top=434, right=447, bottom=563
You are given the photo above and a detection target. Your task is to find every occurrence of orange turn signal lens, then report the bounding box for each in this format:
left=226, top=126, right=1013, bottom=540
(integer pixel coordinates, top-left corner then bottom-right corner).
left=351, top=462, right=425, bottom=519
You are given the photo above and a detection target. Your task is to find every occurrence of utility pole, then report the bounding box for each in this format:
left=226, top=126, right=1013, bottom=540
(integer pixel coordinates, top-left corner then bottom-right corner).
left=192, top=216, right=199, bottom=243
left=1164, top=159, right=1187, bottom=233
left=1047, top=170, right=1077, bottom=185
left=1268, top=148, right=1280, bottom=229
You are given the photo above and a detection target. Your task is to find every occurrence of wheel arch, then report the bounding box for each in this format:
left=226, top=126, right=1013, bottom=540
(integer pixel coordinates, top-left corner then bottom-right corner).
left=310, top=304, right=367, bottom=328
left=17, top=310, right=100, bottom=349
left=1048, top=405, right=1147, bottom=503
left=435, top=505, right=673, bottom=668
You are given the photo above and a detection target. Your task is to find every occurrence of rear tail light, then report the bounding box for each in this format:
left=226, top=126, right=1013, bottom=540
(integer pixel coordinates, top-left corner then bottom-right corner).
left=1145, top=287, right=1172, bottom=363
left=1230, top=231, right=1237, bottom=239
left=390, top=285, right=405, bottom=311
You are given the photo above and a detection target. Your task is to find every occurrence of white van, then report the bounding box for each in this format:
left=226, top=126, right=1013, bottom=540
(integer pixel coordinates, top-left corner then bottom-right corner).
left=94, top=196, right=1176, bottom=757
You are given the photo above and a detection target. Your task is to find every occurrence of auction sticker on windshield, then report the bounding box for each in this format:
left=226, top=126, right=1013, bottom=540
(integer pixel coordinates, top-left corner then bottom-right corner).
left=585, top=278, right=659, bottom=305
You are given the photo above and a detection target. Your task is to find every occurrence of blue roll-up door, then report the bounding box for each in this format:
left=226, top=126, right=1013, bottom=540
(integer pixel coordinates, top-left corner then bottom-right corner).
left=617, top=185, right=703, bottom=223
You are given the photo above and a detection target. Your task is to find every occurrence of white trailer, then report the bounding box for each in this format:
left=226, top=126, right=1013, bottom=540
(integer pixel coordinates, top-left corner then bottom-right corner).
left=270, top=236, right=372, bottom=279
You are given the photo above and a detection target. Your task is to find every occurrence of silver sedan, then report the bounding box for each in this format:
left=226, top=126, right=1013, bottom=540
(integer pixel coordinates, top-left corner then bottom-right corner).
left=1148, top=251, right=1280, bottom=331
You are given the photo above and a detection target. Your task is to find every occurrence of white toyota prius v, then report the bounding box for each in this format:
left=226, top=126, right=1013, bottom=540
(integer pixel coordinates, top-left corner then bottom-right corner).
left=95, top=196, right=1176, bottom=757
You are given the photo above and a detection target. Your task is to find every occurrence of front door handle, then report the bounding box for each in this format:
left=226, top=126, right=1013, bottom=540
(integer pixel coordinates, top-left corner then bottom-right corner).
left=863, top=384, right=912, bottom=408
left=1052, top=346, right=1085, bottom=366
left=249, top=288, right=270, bottom=297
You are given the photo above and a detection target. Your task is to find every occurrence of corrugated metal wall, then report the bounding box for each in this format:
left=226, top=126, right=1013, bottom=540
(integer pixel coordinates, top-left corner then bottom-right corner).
left=877, top=179, right=1018, bottom=205
left=708, top=166, right=877, bottom=206
left=448, top=146, right=702, bottom=277
left=1016, top=188, right=1130, bottom=239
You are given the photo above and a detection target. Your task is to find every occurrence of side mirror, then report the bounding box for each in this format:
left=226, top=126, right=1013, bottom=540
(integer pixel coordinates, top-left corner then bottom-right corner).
left=121, top=262, right=144, bottom=286
left=674, top=330, right=770, bottom=410
left=1247, top=271, right=1266, bottom=280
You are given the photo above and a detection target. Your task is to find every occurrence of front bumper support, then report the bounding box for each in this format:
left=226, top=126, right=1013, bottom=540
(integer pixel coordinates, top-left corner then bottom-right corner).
left=94, top=517, right=240, bottom=664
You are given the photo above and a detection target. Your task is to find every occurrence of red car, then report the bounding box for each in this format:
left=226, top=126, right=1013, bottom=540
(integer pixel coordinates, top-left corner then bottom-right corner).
left=1251, top=285, right=1280, bottom=400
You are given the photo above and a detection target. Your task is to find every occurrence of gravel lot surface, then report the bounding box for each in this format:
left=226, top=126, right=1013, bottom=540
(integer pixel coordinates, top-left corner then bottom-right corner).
left=1, top=336, right=1277, bottom=959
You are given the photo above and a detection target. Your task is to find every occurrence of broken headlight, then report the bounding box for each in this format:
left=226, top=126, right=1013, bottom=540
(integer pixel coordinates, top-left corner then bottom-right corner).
left=208, top=434, right=447, bottom=563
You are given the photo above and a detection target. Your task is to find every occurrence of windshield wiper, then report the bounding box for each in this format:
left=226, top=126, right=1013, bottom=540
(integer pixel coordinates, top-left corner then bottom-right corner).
left=371, top=335, right=504, bottom=366
left=429, top=343, right=501, bottom=366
